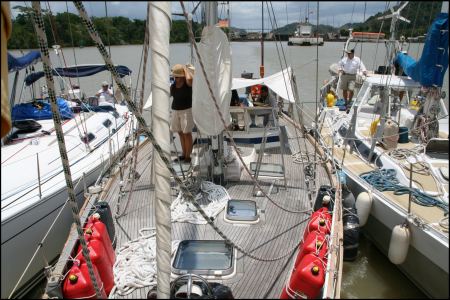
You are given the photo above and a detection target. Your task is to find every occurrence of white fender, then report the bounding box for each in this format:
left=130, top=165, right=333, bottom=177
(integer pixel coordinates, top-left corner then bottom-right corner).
left=355, top=191, right=372, bottom=226
left=88, top=185, right=102, bottom=194
left=388, top=224, right=410, bottom=265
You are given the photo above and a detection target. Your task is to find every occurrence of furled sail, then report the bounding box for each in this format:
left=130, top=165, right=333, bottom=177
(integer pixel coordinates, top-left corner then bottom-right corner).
left=395, top=13, right=448, bottom=87
left=24, top=64, right=132, bottom=86
left=192, top=26, right=232, bottom=136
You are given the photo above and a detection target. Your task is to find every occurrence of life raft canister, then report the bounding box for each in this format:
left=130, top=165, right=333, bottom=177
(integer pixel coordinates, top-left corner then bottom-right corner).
left=76, top=233, right=115, bottom=295
left=294, top=231, right=328, bottom=269
left=62, top=260, right=107, bottom=299
left=280, top=253, right=326, bottom=299
left=85, top=213, right=116, bottom=264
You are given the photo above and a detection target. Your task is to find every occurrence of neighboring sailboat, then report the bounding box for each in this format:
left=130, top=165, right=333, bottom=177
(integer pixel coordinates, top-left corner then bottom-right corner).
left=316, top=2, right=448, bottom=298
left=1, top=39, right=136, bottom=300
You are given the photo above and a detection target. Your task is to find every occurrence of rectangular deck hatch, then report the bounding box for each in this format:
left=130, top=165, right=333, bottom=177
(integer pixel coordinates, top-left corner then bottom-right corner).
left=172, top=240, right=234, bottom=276
left=226, top=199, right=258, bottom=222
left=250, top=162, right=284, bottom=177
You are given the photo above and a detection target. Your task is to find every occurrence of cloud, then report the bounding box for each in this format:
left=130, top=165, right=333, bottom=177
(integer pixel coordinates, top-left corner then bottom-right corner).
left=10, top=1, right=394, bottom=29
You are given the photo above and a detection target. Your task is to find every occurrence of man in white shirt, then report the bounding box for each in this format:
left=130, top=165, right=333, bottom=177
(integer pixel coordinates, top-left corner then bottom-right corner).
left=95, top=81, right=114, bottom=103
left=338, top=49, right=367, bottom=111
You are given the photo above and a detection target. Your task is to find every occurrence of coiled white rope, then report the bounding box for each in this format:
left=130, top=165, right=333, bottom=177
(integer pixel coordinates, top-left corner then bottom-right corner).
left=171, top=181, right=230, bottom=225
left=108, top=228, right=157, bottom=298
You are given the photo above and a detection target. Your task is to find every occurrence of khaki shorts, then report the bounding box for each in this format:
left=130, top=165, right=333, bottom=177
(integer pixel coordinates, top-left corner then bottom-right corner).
left=170, top=108, right=194, bottom=133
left=339, top=74, right=356, bottom=91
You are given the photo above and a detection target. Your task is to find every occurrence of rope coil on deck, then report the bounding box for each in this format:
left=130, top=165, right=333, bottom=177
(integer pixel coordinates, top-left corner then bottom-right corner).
left=360, top=169, right=448, bottom=213
left=109, top=228, right=157, bottom=298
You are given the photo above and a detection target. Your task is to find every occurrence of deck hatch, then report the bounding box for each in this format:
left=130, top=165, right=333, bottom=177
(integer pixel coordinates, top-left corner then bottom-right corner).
left=226, top=199, right=258, bottom=222
left=172, top=240, right=234, bottom=276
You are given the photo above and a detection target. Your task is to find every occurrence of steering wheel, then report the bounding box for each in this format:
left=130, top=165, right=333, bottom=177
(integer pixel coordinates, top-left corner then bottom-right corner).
left=170, top=274, right=214, bottom=299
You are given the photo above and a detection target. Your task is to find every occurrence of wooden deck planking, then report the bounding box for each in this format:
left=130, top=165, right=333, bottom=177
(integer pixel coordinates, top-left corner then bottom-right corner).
left=98, top=120, right=334, bottom=299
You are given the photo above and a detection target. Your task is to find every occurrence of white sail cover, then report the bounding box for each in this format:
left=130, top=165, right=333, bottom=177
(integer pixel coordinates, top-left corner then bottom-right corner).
left=192, top=26, right=232, bottom=136
left=232, top=67, right=296, bottom=103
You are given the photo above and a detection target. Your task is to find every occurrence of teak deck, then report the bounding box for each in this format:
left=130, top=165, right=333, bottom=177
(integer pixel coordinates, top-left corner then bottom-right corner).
left=89, top=120, right=335, bottom=299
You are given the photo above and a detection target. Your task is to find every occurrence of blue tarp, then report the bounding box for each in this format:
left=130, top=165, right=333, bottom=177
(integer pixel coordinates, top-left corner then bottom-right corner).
left=24, top=65, right=132, bottom=86
left=7, top=51, right=41, bottom=73
left=395, top=13, right=449, bottom=87
left=11, top=98, right=74, bottom=121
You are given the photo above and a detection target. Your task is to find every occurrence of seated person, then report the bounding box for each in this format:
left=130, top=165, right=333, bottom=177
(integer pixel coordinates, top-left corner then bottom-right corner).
left=230, top=89, right=243, bottom=107
left=96, top=81, right=115, bottom=103
left=230, top=89, right=244, bottom=130
left=249, top=85, right=276, bottom=127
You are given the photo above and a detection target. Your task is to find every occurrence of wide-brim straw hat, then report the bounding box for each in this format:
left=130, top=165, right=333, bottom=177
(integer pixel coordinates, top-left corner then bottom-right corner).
left=171, top=64, right=185, bottom=78
left=185, top=63, right=195, bottom=76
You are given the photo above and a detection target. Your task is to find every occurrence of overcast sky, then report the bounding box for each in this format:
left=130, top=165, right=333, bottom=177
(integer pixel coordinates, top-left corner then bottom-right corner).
left=10, top=1, right=400, bottom=30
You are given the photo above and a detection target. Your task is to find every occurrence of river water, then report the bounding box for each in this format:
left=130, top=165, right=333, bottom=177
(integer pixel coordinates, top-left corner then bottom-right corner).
left=10, top=40, right=446, bottom=298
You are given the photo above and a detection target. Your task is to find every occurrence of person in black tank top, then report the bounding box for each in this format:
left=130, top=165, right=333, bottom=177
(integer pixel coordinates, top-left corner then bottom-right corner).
left=170, top=64, right=194, bottom=163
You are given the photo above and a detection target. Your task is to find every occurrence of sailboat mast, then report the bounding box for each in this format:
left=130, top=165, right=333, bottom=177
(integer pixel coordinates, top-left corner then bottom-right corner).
left=203, top=1, right=226, bottom=185
left=204, top=2, right=218, bottom=26
left=260, top=1, right=264, bottom=78
left=149, top=2, right=172, bottom=298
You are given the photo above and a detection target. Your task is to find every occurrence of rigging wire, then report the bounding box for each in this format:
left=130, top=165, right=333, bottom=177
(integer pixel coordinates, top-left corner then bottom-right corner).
left=398, top=0, right=411, bottom=40
left=266, top=2, right=312, bottom=165
left=370, top=1, right=391, bottom=72
left=312, top=1, right=320, bottom=204
left=349, top=2, right=356, bottom=27
left=65, top=1, right=81, bottom=88
left=116, top=2, right=151, bottom=218
left=46, top=1, right=90, bottom=141
left=103, top=1, right=122, bottom=165
left=105, top=1, right=113, bottom=91
left=181, top=1, right=310, bottom=215
left=408, top=2, right=421, bottom=57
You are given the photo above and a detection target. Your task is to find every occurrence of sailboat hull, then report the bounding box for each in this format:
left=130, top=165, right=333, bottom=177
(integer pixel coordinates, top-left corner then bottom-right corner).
left=1, top=158, right=109, bottom=299
left=344, top=171, right=449, bottom=298
left=1, top=109, right=134, bottom=298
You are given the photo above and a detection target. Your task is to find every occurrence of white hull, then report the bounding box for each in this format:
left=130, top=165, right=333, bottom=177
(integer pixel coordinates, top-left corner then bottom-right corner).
left=1, top=162, right=105, bottom=298
left=1, top=106, right=135, bottom=298
left=317, top=73, right=449, bottom=298
left=344, top=171, right=449, bottom=298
